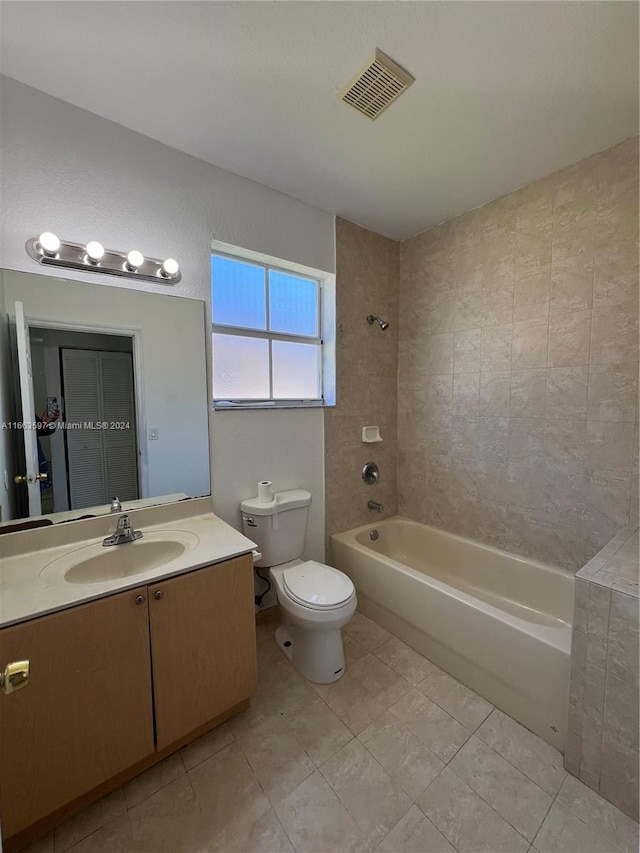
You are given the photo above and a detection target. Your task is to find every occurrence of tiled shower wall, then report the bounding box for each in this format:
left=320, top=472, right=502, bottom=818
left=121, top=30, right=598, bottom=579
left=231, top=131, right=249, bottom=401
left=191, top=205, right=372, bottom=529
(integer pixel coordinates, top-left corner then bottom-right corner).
left=325, top=218, right=399, bottom=553
left=397, top=138, right=639, bottom=570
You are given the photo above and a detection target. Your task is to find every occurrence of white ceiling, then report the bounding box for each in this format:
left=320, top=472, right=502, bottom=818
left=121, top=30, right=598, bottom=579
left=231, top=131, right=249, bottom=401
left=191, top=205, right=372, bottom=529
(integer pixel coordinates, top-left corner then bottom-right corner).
left=1, top=1, right=637, bottom=241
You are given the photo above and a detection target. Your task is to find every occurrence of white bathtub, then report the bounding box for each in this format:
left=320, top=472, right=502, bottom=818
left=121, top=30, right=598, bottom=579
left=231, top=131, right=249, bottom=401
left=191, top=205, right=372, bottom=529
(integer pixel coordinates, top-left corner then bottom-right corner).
left=331, top=516, right=574, bottom=751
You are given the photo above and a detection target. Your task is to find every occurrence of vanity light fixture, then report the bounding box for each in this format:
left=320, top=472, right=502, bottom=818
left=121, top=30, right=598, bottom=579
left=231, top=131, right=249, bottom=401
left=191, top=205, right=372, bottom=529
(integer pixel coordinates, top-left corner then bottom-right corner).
left=160, top=257, right=179, bottom=278
left=126, top=250, right=145, bottom=271
left=25, top=235, right=181, bottom=284
left=36, top=232, right=61, bottom=258
left=85, top=241, right=105, bottom=264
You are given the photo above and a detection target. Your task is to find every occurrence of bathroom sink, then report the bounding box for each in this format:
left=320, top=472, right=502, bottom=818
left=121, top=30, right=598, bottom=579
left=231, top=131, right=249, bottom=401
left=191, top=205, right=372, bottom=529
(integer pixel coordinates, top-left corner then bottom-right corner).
left=64, top=539, right=188, bottom=584
left=41, top=530, right=200, bottom=585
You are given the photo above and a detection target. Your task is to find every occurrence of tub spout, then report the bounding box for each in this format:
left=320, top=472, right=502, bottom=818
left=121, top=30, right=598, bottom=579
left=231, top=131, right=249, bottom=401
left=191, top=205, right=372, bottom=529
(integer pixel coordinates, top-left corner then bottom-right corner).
left=367, top=500, right=384, bottom=513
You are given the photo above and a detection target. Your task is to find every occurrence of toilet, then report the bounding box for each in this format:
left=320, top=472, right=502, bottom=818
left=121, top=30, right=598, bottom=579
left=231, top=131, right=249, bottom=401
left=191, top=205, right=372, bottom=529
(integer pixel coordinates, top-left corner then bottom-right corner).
left=241, top=489, right=356, bottom=683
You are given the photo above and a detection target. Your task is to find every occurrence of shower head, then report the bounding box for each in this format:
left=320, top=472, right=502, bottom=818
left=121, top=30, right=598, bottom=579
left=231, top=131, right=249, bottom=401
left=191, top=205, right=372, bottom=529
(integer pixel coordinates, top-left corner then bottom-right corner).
left=367, top=315, right=390, bottom=331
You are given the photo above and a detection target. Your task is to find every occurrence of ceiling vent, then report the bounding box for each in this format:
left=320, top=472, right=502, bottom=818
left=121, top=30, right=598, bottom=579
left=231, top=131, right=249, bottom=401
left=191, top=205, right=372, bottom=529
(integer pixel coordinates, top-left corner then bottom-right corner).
left=339, top=49, right=414, bottom=120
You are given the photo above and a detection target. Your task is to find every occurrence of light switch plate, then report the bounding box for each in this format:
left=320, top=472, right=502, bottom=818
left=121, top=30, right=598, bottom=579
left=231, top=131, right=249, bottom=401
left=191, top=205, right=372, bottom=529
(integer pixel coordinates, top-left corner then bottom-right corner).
left=148, top=427, right=159, bottom=441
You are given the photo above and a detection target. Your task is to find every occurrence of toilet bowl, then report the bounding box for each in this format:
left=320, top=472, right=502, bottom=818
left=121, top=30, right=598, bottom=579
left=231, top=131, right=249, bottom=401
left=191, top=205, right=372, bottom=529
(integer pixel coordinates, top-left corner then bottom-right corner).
left=270, top=559, right=357, bottom=683
left=241, top=489, right=357, bottom=683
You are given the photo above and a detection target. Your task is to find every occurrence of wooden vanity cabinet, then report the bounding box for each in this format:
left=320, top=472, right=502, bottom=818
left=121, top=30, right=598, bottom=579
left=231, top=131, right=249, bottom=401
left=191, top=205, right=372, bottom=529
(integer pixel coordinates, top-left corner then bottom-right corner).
left=0, top=553, right=257, bottom=845
left=0, top=587, right=155, bottom=839
left=150, top=555, right=257, bottom=749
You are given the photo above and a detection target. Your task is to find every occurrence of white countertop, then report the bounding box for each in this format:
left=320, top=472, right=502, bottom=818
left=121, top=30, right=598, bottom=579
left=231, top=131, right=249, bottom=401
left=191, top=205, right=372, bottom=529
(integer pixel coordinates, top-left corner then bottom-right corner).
left=0, top=504, right=257, bottom=629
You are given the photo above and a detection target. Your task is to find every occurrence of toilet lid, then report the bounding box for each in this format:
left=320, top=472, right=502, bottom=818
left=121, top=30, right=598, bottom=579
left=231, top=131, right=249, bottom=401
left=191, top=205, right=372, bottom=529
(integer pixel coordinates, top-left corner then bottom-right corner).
left=283, top=561, right=354, bottom=609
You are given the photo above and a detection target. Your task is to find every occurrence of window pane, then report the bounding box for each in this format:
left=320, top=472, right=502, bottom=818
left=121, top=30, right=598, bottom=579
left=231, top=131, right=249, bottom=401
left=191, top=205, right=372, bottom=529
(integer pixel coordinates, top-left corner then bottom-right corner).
left=269, top=270, right=318, bottom=337
left=212, top=256, right=266, bottom=330
left=272, top=341, right=320, bottom=399
left=213, top=334, right=270, bottom=399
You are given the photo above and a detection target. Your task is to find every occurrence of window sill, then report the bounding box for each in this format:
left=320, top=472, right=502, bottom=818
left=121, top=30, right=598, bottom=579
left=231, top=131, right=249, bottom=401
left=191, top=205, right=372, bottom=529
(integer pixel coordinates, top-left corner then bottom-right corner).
left=213, top=401, right=333, bottom=411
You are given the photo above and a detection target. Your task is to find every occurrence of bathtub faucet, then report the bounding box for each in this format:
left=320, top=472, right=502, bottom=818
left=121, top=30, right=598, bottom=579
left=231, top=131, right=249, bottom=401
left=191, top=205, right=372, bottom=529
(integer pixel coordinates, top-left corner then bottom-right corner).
left=367, top=500, right=384, bottom=513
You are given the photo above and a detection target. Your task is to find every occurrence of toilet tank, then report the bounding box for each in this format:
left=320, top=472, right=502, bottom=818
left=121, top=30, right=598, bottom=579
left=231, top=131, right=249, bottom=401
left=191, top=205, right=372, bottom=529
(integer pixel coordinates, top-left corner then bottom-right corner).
left=241, top=489, right=311, bottom=568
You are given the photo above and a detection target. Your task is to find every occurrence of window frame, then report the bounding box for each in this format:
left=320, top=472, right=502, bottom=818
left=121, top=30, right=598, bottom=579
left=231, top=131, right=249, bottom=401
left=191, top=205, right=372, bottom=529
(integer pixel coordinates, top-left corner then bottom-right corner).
left=212, top=251, right=325, bottom=408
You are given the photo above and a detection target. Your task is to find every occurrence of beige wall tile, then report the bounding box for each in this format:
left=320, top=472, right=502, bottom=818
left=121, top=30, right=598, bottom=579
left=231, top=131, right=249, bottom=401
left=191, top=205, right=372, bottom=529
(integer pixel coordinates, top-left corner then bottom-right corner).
left=587, top=362, right=638, bottom=422
left=515, top=231, right=552, bottom=281
left=585, top=421, right=636, bottom=474
left=546, top=367, right=589, bottom=420
left=548, top=310, right=591, bottom=367
left=480, top=323, right=512, bottom=371
left=395, top=139, right=638, bottom=576
left=512, top=318, right=549, bottom=369
left=550, top=255, right=594, bottom=313
left=510, top=369, right=547, bottom=418
left=453, top=373, right=480, bottom=417
left=513, top=272, right=550, bottom=321
left=552, top=198, right=597, bottom=262
left=544, top=420, right=586, bottom=472
left=590, top=310, right=639, bottom=365
left=479, top=371, right=510, bottom=417
left=509, top=418, right=544, bottom=469
left=453, top=327, right=481, bottom=373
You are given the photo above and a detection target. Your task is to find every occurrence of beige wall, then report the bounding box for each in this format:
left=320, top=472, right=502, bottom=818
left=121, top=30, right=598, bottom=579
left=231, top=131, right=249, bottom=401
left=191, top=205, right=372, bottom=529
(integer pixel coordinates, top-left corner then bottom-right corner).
left=398, top=138, right=639, bottom=570
left=325, top=218, right=399, bottom=553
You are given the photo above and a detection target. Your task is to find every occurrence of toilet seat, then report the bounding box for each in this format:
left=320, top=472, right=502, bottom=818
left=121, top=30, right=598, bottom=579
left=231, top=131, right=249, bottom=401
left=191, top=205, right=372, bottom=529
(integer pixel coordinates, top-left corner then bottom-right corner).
left=282, top=561, right=355, bottom=611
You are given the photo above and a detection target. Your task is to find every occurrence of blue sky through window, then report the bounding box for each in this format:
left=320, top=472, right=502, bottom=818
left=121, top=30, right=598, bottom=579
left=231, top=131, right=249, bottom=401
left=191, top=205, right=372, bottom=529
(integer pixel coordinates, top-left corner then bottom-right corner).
left=212, top=255, right=266, bottom=330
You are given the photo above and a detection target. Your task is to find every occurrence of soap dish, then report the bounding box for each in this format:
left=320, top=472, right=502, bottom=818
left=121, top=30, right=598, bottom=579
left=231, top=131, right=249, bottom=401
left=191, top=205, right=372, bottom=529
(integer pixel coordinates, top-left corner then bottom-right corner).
left=362, top=426, right=383, bottom=443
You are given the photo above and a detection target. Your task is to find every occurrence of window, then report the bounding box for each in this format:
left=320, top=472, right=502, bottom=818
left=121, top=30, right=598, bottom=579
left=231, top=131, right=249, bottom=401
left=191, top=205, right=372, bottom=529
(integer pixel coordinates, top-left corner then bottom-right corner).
left=212, top=253, right=328, bottom=406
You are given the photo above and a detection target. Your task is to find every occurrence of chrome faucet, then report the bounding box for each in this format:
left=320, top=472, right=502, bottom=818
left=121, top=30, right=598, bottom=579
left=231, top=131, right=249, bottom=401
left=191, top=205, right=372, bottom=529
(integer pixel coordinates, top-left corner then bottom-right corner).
left=103, top=514, right=143, bottom=547
left=110, top=496, right=122, bottom=513
left=367, top=500, right=384, bottom=513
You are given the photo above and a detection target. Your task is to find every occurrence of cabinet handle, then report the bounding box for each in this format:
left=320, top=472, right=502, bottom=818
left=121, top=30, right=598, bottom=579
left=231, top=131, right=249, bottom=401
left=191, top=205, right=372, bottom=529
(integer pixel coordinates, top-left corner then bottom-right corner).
left=1, top=660, right=30, bottom=695
left=154, top=590, right=164, bottom=601
left=135, top=594, right=145, bottom=606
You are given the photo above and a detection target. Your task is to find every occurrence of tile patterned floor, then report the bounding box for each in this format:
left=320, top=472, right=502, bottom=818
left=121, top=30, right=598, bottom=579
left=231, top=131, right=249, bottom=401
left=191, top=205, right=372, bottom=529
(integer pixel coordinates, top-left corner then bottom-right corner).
left=22, top=610, right=639, bottom=853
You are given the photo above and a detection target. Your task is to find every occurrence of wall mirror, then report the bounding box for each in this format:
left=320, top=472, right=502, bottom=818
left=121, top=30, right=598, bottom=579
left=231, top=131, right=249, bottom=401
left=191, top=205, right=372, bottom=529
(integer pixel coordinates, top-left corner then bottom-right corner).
left=0, top=269, right=211, bottom=525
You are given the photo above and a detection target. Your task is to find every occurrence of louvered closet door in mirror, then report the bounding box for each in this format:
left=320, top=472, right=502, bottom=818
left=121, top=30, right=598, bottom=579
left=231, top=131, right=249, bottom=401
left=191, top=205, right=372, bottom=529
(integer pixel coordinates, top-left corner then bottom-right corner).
left=61, top=348, right=139, bottom=508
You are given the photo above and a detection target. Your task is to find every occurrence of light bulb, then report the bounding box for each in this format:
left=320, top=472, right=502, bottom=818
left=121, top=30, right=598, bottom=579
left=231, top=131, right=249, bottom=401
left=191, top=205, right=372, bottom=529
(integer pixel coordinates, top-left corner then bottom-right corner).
left=38, top=232, right=60, bottom=257
left=160, top=258, right=179, bottom=278
left=126, top=250, right=144, bottom=271
left=85, top=241, right=105, bottom=264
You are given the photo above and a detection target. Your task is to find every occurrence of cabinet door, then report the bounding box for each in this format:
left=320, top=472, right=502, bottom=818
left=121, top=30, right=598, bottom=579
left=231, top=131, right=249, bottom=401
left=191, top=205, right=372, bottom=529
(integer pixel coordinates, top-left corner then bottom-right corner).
left=0, top=589, right=154, bottom=838
left=149, top=555, right=257, bottom=750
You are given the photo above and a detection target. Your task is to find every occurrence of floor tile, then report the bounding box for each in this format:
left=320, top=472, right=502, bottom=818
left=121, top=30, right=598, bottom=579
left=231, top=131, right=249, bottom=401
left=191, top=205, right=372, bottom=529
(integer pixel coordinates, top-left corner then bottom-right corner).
left=533, top=801, right=618, bottom=853
left=449, top=735, right=553, bottom=842
left=359, top=711, right=444, bottom=800
left=417, top=667, right=493, bottom=731
left=375, top=804, right=456, bottom=853
left=127, top=775, right=203, bottom=853
left=312, top=672, right=386, bottom=734
left=123, top=752, right=184, bottom=809
left=180, top=720, right=235, bottom=770
left=349, top=653, right=412, bottom=708
left=67, top=814, right=132, bottom=853
left=188, top=743, right=271, bottom=834
left=231, top=657, right=315, bottom=731
left=237, top=714, right=315, bottom=799
left=345, top=611, right=391, bottom=651
left=54, top=789, right=126, bottom=852
left=475, top=708, right=566, bottom=796
left=373, top=637, right=440, bottom=685
left=272, top=770, right=369, bottom=853
left=343, top=632, right=370, bottom=666
left=281, top=693, right=353, bottom=765
left=390, top=688, right=471, bottom=762
left=418, top=767, right=529, bottom=852
left=204, top=807, right=294, bottom=853
left=555, top=773, right=639, bottom=853
left=320, top=739, right=413, bottom=847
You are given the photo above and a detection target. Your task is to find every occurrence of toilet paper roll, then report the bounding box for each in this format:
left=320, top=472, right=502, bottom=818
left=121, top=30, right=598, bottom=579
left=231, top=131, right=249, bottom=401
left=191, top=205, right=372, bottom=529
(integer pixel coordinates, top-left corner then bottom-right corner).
left=257, top=480, right=274, bottom=504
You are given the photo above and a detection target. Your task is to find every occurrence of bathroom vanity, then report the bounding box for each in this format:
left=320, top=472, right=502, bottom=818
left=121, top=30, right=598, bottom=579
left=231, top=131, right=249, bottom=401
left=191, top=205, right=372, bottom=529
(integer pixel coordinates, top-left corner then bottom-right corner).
left=0, top=500, right=258, bottom=850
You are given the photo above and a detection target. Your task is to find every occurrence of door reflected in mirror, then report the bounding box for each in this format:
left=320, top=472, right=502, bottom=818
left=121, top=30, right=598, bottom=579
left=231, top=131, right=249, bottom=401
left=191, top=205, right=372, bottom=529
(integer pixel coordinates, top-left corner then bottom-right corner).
left=0, top=269, right=211, bottom=525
